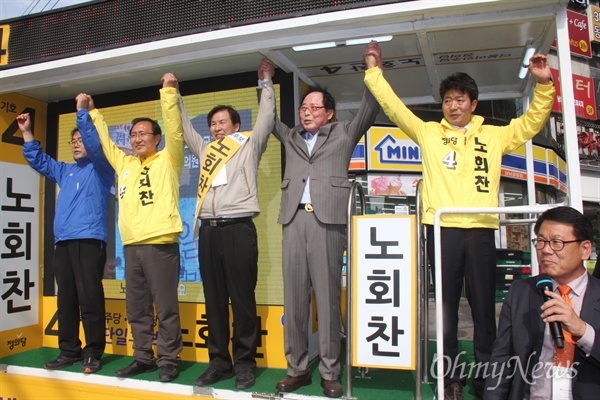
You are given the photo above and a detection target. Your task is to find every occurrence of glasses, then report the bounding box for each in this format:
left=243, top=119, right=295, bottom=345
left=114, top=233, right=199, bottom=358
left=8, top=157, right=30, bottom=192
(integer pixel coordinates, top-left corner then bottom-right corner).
left=129, top=132, right=153, bottom=140
left=68, top=138, right=83, bottom=146
left=531, top=238, right=584, bottom=251
left=298, top=105, right=325, bottom=113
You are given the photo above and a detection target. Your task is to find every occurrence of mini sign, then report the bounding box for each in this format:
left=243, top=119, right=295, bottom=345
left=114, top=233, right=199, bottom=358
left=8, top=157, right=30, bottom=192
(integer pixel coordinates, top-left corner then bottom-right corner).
left=368, top=126, right=422, bottom=171
left=351, top=215, right=416, bottom=369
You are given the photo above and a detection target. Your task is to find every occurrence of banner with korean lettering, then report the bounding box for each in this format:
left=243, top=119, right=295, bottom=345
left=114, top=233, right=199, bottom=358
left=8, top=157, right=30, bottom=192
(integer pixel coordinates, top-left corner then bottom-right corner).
left=551, top=9, right=592, bottom=58
left=351, top=215, right=416, bottom=369
left=551, top=68, right=597, bottom=120
left=0, top=92, right=47, bottom=357
left=41, top=297, right=287, bottom=368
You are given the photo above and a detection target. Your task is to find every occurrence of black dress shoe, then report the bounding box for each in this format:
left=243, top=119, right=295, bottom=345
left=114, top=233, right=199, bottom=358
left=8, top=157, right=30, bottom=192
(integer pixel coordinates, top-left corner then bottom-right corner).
left=275, top=372, right=312, bottom=392
left=473, top=383, right=485, bottom=400
left=444, top=382, right=464, bottom=400
left=82, top=357, right=101, bottom=374
left=195, top=367, right=234, bottom=386
left=159, top=364, right=179, bottom=382
left=44, top=355, right=82, bottom=370
left=321, top=378, right=343, bottom=398
left=115, top=360, right=157, bottom=378
left=235, top=370, right=255, bottom=389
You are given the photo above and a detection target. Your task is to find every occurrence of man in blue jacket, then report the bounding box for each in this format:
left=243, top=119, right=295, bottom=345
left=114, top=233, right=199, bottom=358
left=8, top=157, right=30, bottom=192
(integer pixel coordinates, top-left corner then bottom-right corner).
left=17, top=97, right=114, bottom=374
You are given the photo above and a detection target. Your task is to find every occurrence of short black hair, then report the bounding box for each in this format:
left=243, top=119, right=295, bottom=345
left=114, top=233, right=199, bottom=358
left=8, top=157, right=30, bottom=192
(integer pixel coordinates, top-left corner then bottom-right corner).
left=207, top=105, right=241, bottom=127
left=534, top=206, right=593, bottom=242
left=70, top=127, right=79, bottom=138
left=302, top=85, right=336, bottom=111
left=130, top=117, right=162, bottom=145
left=439, top=72, right=479, bottom=101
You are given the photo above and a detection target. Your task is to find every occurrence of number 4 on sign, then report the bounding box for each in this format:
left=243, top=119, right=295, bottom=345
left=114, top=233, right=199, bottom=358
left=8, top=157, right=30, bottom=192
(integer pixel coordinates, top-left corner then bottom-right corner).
left=0, top=25, right=8, bottom=65
left=2, top=107, right=36, bottom=146
left=44, top=311, right=59, bottom=337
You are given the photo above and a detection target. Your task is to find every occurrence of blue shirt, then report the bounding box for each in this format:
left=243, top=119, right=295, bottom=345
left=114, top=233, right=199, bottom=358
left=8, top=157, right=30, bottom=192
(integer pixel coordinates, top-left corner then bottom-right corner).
left=22, top=109, right=114, bottom=243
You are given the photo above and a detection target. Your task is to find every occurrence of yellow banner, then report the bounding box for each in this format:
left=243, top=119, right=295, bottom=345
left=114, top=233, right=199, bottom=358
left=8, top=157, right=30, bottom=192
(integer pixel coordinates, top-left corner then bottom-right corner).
left=0, top=25, right=8, bottom=66
left=0, top=93, right=47, bottom=165
left=0, top=93, right=47, bottom=358
left=41, top=296, right=287, bottom=368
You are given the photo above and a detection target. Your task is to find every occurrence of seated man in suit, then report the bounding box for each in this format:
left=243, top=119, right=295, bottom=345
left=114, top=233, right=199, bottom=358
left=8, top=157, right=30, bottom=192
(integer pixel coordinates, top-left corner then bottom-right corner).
left=484, top=206, right=600, bottom=400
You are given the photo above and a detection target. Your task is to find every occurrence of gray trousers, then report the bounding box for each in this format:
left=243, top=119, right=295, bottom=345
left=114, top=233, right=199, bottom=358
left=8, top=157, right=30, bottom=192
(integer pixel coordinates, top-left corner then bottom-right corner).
left=124, top=243, right=183, bottom=367
left=282, top=209, right=345, bottom=380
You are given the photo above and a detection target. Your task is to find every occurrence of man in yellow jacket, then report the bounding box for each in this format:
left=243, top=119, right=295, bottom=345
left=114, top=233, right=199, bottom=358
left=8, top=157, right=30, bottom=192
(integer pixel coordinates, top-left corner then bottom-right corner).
left=364, top=41, right=555, bottom=400
left=81, top=72, right=184, bottom=383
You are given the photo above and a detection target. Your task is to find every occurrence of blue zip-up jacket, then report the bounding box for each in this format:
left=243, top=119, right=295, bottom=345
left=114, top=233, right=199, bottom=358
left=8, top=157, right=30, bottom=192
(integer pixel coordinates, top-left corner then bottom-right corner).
left=22, top=109, right=114, bottom=243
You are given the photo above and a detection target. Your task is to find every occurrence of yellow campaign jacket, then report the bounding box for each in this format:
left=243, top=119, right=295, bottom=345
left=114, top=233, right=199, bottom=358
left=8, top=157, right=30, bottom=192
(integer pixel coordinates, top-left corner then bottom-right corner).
left=364, top=67, right=556, bottom=229
left=90, top=87, right=184, bottom=244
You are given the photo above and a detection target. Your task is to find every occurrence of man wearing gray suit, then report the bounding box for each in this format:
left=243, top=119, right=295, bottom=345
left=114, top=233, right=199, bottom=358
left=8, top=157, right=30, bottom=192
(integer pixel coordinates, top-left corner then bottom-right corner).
left=264, top=58, right=380, bottom=398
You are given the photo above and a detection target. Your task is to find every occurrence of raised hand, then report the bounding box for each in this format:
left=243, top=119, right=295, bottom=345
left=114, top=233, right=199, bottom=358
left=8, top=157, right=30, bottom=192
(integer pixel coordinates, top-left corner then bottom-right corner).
left=162, top=72, right=179, bottom=90
left=528, top=54, right=552, bottom=85
left=364, top=40, right=383, bottom=70
left=75, top=93, right=95, bottom=111
left=75, top=93, right=89, bottom=111
left=258, top=58, right=275, bottom=81
left=16, top=113, right=34, bottom=142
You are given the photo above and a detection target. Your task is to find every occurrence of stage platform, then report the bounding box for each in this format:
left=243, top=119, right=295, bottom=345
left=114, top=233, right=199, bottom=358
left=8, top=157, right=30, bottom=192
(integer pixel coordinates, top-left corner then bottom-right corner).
left=0, top=342, right=484, bottom=400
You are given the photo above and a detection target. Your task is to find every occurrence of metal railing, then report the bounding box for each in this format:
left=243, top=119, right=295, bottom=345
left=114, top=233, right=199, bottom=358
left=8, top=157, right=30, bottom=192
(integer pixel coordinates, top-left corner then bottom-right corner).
left=345, top=181, right=366, bottom=399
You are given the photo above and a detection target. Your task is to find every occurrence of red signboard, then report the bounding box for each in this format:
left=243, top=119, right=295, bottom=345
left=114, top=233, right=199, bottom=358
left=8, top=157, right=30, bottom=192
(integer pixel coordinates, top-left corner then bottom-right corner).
left=551, top=10, right=592, bottom=58
left=551, top=68, right=597, bottom=120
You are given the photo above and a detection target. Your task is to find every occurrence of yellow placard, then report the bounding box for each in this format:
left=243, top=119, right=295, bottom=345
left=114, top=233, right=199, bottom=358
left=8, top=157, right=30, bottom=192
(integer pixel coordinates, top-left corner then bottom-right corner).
left=0, top=93, right=47, bottom=165
left=0, top=24, right=8, bottom=65
left=0, top=95, right=47, bottom=358
left=41, top=296, right=287, bottom=368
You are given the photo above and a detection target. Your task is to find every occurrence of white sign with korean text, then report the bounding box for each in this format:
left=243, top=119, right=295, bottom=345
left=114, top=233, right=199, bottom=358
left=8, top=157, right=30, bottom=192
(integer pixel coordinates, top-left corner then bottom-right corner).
left=351, top=215, right=416, bottom=369
left=1, top=162, right=40, bottom=331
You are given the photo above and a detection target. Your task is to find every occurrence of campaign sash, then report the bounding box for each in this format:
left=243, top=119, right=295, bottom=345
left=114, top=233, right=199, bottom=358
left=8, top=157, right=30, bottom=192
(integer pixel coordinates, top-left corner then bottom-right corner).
left=194, top=131, right=251, bottom=227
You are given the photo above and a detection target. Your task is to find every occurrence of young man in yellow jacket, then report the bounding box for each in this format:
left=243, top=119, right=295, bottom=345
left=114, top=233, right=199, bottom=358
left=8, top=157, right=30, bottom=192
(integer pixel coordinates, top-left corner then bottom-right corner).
left=364, top=41, right=555, bottom=400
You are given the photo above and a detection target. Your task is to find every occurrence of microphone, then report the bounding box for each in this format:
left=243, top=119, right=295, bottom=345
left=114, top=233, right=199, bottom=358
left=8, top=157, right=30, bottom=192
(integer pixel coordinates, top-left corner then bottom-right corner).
left=535, top=273, right=564, bottom=349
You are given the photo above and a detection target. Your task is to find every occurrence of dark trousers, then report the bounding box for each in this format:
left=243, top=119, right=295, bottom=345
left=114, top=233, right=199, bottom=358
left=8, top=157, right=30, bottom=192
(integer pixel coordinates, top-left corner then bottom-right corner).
left=426, top=226, right=497, bottom=391
left=54, top=239, right=106, bottom=359
left=199, top=219, right=258, bottom=373
left=124, top=243, right=183, bottom=367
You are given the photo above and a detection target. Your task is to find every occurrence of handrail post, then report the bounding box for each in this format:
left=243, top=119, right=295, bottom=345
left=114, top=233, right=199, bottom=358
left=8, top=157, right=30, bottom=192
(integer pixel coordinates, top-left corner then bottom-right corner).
left=345, top=181, right=366, bottom=399
left=415, top=179, right=425, bottom=399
